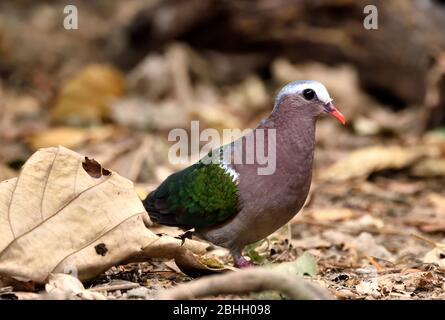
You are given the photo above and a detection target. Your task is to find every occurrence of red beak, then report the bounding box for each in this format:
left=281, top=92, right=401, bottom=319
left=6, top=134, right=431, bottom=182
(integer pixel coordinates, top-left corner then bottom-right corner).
left=325, top=102, right=346, bottom=125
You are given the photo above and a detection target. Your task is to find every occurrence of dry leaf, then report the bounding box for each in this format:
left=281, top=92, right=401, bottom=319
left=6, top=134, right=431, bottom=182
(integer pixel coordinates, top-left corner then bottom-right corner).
left=51, top=64, right=124, bottom=125
left=310, top=208, right=356, bottom=222
left=45, top=273, right=106, bottom=300
left=427, top=193, right=445, bottom=213
left=407, top=195, right=445, bottom=232
left=355, top=280, right=380, bottom=297
left=190, top=103, right=242, bottom=131
left=291, top=236, right=331, bottom=249
left=226, top=75, right=268, bottom=113
left=27, top=126, right=117, bottom=150
left=424, top=248, right=445, bottom=269
left=111, top=98, right=190, bottom=131
left=320, top=146, right=438, bottom=181
left=0, top=146, right=209, bottom=285
left=423, top=244, right=445, bottom=269
left=411, top=158, right=445, bottom=177
left=354, top=232, right=393, bottom=260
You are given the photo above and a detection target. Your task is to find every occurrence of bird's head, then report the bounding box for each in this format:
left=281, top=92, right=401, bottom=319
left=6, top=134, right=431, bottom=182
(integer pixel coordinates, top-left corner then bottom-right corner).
left=273, top=80, right=346, bottom=125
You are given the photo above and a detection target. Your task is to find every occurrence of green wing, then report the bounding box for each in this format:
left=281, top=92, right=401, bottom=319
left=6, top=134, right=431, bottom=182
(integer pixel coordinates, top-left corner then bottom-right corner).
left=143, top=150, right=239, bottom=228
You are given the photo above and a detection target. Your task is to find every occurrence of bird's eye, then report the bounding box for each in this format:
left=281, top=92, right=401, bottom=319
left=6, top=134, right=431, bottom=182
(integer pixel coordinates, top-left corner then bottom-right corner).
left=302, top=88, right=316, bottom=101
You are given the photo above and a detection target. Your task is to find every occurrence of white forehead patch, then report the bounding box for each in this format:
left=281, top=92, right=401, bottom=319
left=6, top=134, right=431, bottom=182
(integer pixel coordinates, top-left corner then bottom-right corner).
left=273, top=80, right=332, bottom=110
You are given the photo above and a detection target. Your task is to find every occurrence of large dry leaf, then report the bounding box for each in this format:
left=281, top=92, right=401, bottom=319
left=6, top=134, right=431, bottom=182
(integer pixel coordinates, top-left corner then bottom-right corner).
left=0, top=146, right=209, bottom=284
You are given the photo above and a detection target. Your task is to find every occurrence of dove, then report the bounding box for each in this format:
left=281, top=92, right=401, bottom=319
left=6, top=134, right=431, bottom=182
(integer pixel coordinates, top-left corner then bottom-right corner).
left=143, top=80, right=345, bottom=267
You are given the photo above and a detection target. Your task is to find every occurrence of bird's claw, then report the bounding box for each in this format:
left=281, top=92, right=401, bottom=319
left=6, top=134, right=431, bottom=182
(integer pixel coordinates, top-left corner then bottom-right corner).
left=175, top=229, right=194, bottom=246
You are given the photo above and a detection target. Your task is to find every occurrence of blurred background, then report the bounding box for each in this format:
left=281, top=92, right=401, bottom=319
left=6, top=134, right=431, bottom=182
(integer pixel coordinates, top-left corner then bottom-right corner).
left=1, top=0, right=445, bottom=184
left=2, top=0, right=445, bottom=298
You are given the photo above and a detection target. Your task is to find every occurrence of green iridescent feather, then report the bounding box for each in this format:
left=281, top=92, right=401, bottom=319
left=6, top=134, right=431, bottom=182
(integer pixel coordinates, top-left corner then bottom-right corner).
left=149, top=148, right=239, bottom=228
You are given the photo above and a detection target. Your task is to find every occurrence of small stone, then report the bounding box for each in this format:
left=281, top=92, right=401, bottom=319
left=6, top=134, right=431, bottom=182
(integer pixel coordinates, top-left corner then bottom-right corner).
left=126, top=287, right=151, bottom=299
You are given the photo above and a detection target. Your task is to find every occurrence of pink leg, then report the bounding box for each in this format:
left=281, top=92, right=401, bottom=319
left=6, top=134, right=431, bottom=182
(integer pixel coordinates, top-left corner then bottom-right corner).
left=231, top=249, right=254, bottom=268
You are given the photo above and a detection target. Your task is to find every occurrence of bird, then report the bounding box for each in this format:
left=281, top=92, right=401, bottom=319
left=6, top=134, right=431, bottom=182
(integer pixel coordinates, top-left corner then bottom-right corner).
left=143, top=80, right=345, bottom=268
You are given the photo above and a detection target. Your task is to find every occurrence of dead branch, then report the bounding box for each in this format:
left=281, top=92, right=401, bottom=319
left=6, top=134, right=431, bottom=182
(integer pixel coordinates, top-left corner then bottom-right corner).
left=158, top=269, right=333, bottom=300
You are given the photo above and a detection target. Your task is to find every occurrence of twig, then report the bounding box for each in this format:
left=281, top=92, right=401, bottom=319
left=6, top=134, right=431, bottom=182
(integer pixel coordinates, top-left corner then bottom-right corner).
left=167, top=44, right=193, bottom=107
left=158, top=269, right=333, bottom=300
left=125, top=135, right=152, bottom=182
left=410, top=233, right=439, bottom=247
left=365, top=256, right=383, bottom=272
left=89, top=282, right=140, bottom=292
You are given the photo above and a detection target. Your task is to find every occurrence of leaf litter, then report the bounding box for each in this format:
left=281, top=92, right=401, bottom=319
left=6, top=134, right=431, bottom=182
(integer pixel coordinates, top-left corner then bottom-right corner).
left=3, top=138, right=445, bottom=299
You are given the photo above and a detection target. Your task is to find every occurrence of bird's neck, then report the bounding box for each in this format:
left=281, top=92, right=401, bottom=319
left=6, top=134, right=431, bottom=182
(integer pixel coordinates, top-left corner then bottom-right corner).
left=258, top=115, right=316, bottom=168
left=254, top=114, right=316, bottom=202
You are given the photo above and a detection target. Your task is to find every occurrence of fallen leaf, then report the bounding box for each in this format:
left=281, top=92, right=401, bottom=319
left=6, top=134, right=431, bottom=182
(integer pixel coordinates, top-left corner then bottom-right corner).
left=411, top=158, right=445, bottom=178
left=111, top=98, right=190, bottom=131
left=291, top=236, right=331, bottom=249
left=268, top=252, right=317, bottom=277
left=191, top=103, right=242, bottom=131
left=353, top=232, right=393, bottom=260
left=310, top=208, right=356, bottom=222
left=401, top=268, right=422, bottom=274
left=197, top=256, right=225, bottom=269
left=427, top=193, right=445, bottom=213
left=355, top=279, right=380, bottom=297
left=244, top=239, right=268, bottom=264
left=45, top=274, right=106, bottom=300
left=0, top=146, right=209, bottom=285
left=27, top=126, right=117, bottom=150
left=411, top=234, right=445, bottom=269
left=248, top=252, right=319, bottom=300
left=51, top=64, right=124, bottom=125
left=320, top=146, right=438, bottom=181
left=407, top=197, right=445, bottom=232
left=126, top=286, right=151, bottom=299
left=226, top=75, right=268, bottom=113
left=126, top=53, right=172, bottom=101
left=423, top=246, right=445, bottom=269
left=342, top=215, right=385, bottom=232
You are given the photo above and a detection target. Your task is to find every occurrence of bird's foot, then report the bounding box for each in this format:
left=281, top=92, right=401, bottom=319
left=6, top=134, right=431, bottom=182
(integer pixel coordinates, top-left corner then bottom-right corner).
left=174, top=229, right=195, bottom=245
left=234, top=256, right=254, bottom=268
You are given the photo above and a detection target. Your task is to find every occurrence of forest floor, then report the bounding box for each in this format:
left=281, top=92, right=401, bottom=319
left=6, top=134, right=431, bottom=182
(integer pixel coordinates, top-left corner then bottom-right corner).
left=97, top=133, right=445, bottom=300
left=57, top=128, right=445, bottom=300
